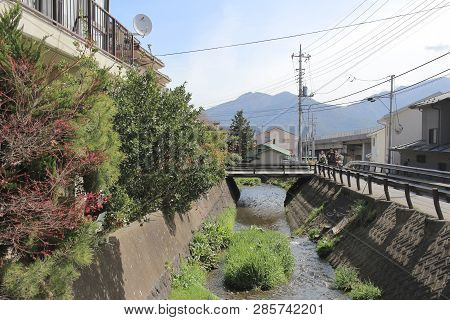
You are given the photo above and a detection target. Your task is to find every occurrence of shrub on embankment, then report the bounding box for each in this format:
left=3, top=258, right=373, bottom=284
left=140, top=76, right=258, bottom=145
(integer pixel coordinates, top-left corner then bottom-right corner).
left=224, top=227, right=294, bottom=291
left=110, top=68, right=227, bottom=223
left=0, top=5, right=117, bottom=299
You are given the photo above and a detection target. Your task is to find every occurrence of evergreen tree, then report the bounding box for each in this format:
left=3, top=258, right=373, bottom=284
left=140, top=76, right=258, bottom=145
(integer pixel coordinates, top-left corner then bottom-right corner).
left=227, top=110, right=255, bottom=158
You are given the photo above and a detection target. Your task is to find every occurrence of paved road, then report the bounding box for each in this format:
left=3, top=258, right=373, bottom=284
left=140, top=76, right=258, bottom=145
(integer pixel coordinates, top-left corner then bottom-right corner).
left=327, top=174, right=450, bottom=221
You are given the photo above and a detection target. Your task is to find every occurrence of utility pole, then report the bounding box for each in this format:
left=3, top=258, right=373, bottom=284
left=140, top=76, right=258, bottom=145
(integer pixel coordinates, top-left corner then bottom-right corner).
left=387, top=75, right=395, bottom=164
left=293, top=44, right=310, bottom=163
left=311, top=111, right=316, bottom=160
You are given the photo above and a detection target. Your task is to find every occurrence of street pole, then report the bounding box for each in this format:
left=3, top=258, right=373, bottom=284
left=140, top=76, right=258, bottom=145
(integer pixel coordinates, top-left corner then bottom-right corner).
left=388, top=75, right=395, bottom=164
left=297, top=44, right=303, bottom=162
left=293, top=44, right=311, bottom=163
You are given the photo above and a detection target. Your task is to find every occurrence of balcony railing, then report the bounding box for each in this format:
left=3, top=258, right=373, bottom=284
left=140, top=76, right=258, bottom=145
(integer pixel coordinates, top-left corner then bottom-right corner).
left=21, top=0, right=139, bottom=65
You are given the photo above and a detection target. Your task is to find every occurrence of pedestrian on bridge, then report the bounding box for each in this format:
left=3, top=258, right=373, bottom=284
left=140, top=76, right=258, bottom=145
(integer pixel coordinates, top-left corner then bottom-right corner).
left=318, top=150, right=327, bottom=164
left=327, top=149, right=337, bottom=166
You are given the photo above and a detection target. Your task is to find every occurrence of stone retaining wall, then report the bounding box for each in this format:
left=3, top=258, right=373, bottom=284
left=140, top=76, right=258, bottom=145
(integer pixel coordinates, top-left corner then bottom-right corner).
left=73, top=180, right=236, bottom=300
left=285, top=176, right=449, bottom=299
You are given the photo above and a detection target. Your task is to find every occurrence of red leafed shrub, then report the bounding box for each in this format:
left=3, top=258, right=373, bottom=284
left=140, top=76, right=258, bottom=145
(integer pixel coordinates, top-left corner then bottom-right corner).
left=0, top=5, right=111, bottom=259
left=84, top=192, right=110, bottom=220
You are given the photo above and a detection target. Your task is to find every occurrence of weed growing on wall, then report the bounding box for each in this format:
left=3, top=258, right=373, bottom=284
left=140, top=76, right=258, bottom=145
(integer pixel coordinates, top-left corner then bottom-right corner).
left=316, top=236, right=338, bottom=259
left=334, top=265, right=382, bottom=300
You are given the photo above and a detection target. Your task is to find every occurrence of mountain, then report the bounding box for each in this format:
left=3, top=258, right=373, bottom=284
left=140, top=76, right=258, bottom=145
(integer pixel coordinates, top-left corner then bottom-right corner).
left=203, top=77, right=450, bottom=137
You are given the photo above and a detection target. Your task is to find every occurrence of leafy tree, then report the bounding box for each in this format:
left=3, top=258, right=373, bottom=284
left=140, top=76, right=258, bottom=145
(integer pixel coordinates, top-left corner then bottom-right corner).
left=111, top=69, right=226, bottom=220
left=227, top=110, right=255, bottom=158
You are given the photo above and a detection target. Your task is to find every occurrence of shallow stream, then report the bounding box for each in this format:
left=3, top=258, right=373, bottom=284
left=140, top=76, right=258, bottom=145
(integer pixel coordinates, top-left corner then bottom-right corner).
left=206, top=184, right=346, bottom=300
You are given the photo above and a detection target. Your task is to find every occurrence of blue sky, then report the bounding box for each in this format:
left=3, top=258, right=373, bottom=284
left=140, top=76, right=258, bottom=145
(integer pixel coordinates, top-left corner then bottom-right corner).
left=110, top=1, right=450, bottom=108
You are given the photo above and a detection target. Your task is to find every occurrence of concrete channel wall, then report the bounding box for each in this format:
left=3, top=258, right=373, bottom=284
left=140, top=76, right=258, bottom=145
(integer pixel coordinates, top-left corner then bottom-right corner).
left=73, top=178, right=238, bottom=300
left=285, top=176, right=449, bottom=299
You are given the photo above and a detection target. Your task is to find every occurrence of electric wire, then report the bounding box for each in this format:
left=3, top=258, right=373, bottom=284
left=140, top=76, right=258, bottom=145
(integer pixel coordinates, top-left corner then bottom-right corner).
left=155, top=4, right=450, bottom=57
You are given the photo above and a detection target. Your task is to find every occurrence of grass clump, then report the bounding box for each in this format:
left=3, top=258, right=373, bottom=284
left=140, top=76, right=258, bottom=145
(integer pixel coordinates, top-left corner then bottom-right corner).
left=235, top=177, right=261, bottom=187
left=224, top=227, right=294, bottom=291
left=306, top=204, right=325, bottom=224
left=292, top=204, right=325, bottom=238
left=334, top=265, right=382, bottom=300
left=335, top=265, right=360, bottom=292
left=189, top=206, right=236, bottom=270
left=266, top=178, right=297, bottom=190
left=169, top=261, right=218, bottom=300
left=292, top=225, right=307, bottom=237
left=348, top=282, right=382, bottom=300
left=316, top=236, right=338, bottom=259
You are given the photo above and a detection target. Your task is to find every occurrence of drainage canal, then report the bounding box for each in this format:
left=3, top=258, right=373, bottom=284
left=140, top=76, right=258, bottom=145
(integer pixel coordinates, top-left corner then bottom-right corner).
left=206, top=184, right=347, bottom=300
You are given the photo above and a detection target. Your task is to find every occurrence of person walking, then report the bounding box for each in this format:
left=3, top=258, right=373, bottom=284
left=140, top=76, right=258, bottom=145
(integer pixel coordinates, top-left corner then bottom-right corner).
left=336, top=151, right=344, bottom=167
left=318, top=150, right=327, bottom=164
left=327, top=148, right=337, bottom=166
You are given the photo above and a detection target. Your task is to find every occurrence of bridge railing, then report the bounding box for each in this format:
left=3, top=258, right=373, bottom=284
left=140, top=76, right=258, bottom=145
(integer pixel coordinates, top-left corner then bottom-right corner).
left=316, top=163, right=449, bottom=220
left=226, top=163, right=312, bottom=175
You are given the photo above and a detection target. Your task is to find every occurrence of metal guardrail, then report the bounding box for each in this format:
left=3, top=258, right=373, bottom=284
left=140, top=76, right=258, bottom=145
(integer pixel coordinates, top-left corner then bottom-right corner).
left=316, top=163, right=449, bottom=220
left=345, top=161, right=450, bottom=184
left=21, top=0, right=139, bottom=65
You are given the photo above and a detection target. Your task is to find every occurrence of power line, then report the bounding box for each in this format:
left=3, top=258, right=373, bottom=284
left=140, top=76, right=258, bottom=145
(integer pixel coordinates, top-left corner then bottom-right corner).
left=311, top=0, right=444, bottom=78
left=309, top=0, right=389, bottom=55
left=305, top=0, right=371, bottom=51
left=310, top=0, right=427, bottom=70
left=155, top=4, right=450, bottom=57
left=311, top=0, right=447, bottom=92
left=208, top=50, right=450, bottom=121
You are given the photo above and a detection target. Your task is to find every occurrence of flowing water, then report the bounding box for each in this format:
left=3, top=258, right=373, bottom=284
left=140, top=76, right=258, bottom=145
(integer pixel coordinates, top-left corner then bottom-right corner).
left=206, top=184, right=347, bottom=300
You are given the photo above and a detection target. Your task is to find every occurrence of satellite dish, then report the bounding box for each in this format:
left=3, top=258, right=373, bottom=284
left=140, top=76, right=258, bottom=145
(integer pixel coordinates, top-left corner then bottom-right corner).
left=133, top=14, right=152, bottom=37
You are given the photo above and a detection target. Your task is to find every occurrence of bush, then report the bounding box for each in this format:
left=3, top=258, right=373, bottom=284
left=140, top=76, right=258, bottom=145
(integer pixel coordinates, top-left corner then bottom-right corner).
left=308, top=228, right=321, bottom=241
left=234, top=177, right=261, bottom=187
left=189, top=207, right=236, bottom=270
left=112, top=69, right=226, bottom=219
left=1, top=223, right=98, bottom=299
left=316, top=236, right=337, bottom=259
left=224, top=227, right=294, bottom=291
left=0, top=4, right=112, bottom=258
left=335, top=265, right=360, bottom=292
left=170, top=261, right=218, bottom=300
left=349, top=282, right=382, bottom=300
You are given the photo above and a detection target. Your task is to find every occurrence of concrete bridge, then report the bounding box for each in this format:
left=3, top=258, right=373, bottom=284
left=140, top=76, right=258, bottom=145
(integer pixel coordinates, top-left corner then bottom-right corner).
left=227, top=161, right=450, bottom=221
left=226, top=164, right=314, bottom=177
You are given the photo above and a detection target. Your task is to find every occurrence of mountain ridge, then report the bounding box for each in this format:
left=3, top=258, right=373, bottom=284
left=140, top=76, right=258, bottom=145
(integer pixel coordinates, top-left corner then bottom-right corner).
left=203, top=77, right=450, bottom=137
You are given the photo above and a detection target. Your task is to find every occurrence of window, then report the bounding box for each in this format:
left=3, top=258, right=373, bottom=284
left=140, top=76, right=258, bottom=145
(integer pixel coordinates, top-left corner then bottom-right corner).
left=273, top=139, right=276, bottom=144
left=416, top=155, right=426, bottom=163
left=429, top=128, right=438, bottom=144
left=438, top=163, right=447, bottom=171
